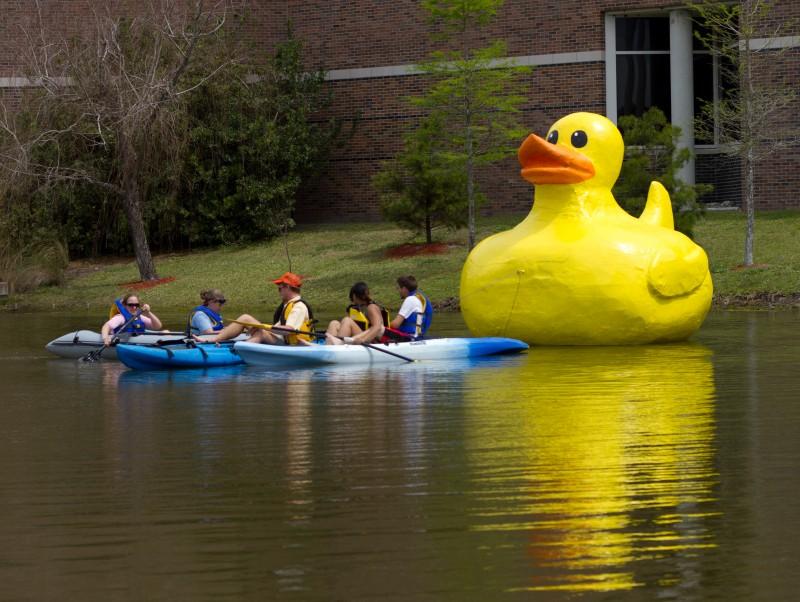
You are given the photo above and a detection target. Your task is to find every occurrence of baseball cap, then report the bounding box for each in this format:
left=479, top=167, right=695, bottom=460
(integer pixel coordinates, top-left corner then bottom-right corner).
left=272, top=272, right=303, bottom=288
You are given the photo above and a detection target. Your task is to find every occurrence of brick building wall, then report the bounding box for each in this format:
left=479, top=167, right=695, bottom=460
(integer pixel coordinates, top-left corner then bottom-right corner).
left=251, top=0, right=800, bottom=220
left=1, top=0, right=799, bottom=218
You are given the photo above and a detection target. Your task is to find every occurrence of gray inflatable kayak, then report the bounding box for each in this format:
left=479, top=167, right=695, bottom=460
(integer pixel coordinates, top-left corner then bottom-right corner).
left=45, top=330, right=245, bottom=360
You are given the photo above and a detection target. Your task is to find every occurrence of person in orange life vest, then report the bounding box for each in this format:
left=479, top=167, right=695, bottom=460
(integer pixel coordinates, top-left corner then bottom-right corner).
left=101, top=293, right=163, bottom=346
left=199, top=272, right=314, bottom=346
left=325, top=281, right=389, bottom=345
left=384, top=275, right=433, bottom=341
left=189, top=288, right=226, bottom=335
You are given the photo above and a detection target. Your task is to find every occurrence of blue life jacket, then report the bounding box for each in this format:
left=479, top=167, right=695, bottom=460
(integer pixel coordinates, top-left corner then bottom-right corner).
left=189, top=305, right=224, bottom=333
left=397, top=290, right=433, bottom=338
left=113, top=298, right=146, bottom=334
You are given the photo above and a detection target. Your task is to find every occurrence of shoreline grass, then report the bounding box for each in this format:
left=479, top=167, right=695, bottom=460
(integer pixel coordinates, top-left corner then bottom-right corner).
left=2, top=210, right=799, bottom=317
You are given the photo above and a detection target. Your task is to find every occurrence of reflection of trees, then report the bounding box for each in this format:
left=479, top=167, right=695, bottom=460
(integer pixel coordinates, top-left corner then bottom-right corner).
left=464, top=345, right=717, bottom=593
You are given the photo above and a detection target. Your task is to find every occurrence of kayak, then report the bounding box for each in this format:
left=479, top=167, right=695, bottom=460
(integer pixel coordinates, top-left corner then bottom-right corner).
left=234, top=337, right=528, bottom=367
left=45, top=330, right=245, bottom=360
left=116, top=342, right=244, bottom=370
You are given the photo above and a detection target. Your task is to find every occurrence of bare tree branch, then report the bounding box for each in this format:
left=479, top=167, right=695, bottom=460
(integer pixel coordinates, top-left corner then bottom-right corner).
left=1, top=0, right=243, bottom=280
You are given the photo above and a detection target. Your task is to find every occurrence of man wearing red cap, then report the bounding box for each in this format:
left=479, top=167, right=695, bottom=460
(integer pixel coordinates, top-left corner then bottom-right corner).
left=200, top=271, right=315, bottom=345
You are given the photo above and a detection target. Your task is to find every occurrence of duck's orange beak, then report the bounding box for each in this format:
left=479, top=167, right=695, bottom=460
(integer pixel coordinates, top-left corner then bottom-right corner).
left=518, top=134, right=595, bottom=185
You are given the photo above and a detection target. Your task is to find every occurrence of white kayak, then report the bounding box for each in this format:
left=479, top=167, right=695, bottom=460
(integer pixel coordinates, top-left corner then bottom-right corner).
left=234, top=337, right=529, bottom=367
left=45, top=330, right=246, bottom=360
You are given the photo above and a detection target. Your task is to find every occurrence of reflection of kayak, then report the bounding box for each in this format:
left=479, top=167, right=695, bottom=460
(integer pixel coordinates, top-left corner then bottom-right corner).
left=235, top=337, right=529, bottom=367
left=45, top=330, right=245, bottom=360
left=118, top=365, right=248, bottom=385
left=116, top=343, right=244, bottom=370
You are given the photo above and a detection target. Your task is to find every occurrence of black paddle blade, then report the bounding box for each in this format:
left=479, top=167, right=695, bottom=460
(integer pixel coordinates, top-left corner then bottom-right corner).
left=80, top=348, right=103, bottom=362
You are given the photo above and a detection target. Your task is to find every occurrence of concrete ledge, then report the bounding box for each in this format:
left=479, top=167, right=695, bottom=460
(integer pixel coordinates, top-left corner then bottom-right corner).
left=325, top=50, right=604, bottom=81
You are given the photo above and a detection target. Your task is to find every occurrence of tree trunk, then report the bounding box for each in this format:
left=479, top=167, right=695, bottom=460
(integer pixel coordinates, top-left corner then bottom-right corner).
left=119, top=133, right=158, bottom=281
left=425, top=212, right=432, bottom=244
left=466, top=120, right=475, bottom=250
left=742, top=31, right=755, bottom=267
left=744, top=147, right=755, bottom=266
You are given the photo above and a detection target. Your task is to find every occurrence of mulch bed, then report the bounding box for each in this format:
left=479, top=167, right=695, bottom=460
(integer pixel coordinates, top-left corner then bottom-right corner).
left=118, top=276, right=176, bottom=290
left=432, top=296, right=460, bottom=311
left=385, top=243, right=452, bottom=258
left=713, top=292, right=800, bottom=308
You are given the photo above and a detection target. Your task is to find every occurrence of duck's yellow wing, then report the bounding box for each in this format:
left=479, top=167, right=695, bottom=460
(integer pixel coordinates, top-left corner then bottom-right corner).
left=648, top=241, right=710, bottom=298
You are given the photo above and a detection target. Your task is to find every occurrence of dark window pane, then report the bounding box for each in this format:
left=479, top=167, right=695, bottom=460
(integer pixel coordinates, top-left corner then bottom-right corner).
left=692, top=21, right=711, bottom=51
left=616, top=54, right=671, bottom=120
left=693, top=54, right=714, bottom=105
left=616, top=17, right=670, bottom=51
left=694, top=54, right=715, bottom=143
left=719, top=55, right=739, bottom=102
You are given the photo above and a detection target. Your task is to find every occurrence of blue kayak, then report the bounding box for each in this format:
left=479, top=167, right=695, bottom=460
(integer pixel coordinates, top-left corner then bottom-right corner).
left=116, top=342, right=243, bottom=370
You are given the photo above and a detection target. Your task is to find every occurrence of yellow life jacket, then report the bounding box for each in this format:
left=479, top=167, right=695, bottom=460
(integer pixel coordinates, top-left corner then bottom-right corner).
left=273, top=299, right=315, bottom=345
left=347, top=302, right=390, bottom=332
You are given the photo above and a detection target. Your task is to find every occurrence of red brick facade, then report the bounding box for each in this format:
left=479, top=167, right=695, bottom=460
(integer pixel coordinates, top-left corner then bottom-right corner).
left=1, top=0, right=799, bottom=219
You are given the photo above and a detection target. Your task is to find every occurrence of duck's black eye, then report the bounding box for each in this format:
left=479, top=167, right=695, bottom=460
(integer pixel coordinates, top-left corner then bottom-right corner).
left=546, top=130, right=558, bottom=144
left=571, top=130, right=588, bottom=148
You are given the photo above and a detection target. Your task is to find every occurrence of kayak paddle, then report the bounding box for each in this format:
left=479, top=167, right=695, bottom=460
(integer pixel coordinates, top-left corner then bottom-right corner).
left=81, top=309, right=142, bottom=363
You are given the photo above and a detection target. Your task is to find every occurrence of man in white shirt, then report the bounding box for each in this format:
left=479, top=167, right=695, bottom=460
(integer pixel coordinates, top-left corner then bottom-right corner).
left=386, top=275, right=431, bottom=340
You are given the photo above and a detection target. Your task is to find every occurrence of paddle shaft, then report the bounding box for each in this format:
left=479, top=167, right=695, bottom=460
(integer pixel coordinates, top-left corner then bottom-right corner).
left=82, top=309, right=142, bottom=361
left=231, top=319, right=322, bottom=338
left=361, top=342, right=415, bottom=363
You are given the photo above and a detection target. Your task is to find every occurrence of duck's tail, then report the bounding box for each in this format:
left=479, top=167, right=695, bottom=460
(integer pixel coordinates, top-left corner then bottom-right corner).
left=638, top=181, right=674, bottom=230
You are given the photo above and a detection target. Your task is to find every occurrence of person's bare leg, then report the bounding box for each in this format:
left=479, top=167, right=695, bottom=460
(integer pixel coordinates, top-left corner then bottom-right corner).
left=338, top=318, right=363, bottom=338
left=325, top=320, right=342, bottom=345
left=252, top=330, right=282, bottom=345
left=206, top=314, right=259, bottom=343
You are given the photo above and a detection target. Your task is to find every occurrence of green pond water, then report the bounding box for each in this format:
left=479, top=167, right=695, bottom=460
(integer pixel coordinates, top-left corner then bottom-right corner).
left=0, top=310, right=798, bottom=600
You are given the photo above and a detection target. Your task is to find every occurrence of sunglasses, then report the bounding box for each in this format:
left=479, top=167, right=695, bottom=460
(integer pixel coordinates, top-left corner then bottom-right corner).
left=126, top=303, right=141, bottom=308
left=214, top=299, right=226, bottom=304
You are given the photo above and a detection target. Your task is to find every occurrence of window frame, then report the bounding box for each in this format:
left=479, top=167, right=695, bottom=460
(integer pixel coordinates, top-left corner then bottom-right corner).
left=605, top=11, right=726, bottom=149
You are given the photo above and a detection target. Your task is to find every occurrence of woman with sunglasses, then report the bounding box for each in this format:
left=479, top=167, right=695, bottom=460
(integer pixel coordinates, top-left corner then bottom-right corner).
left=189, top=289, right=227, bottom=335
left=101, top=293, right=163, bottom=346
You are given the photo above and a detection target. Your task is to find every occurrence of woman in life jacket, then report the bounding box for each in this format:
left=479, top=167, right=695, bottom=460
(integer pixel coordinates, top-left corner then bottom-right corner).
left=384, top=275, right=433, bottom=341
left=101, top=293, right=163, bottom=346
left=188, top=289, right=226, bottom=335
left=197, top=272, right=314, bottom=346
left=325, top=281, right=389, bottom=345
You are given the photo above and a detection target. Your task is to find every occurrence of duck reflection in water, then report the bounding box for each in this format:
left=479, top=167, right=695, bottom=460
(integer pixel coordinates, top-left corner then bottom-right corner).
left=464, top=344, right=717, bottom=593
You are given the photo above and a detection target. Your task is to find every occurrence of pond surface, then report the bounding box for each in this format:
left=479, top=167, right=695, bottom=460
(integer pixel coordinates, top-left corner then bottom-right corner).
left=0, top=310, right=799, bottom=601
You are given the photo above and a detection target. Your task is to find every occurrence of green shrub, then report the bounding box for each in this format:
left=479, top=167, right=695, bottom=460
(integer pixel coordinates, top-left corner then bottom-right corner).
left=614, top=107, right=712, bottom=238
left=178, top=33, right=344, bottom=247
left=0, top=238, right=68, bottom=293
left=374, top=115, right=475, bottom=243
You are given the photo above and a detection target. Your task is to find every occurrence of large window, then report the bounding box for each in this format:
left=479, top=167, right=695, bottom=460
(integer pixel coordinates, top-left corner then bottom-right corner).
left=605, top=12, right=742, bottom=204
left=615, top=17, right=672, bottom=120
left=608, top=14, right=738, bottom=141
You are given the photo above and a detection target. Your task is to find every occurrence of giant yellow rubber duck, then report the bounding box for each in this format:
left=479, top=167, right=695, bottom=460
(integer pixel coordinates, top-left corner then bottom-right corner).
left=460, top=112, right=713, bottom=345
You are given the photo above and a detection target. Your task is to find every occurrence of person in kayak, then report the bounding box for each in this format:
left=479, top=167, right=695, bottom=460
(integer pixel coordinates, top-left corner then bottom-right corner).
left=188, top=289, right=226, bottom=335
left=325, top=281, right=389, bottom=345
left=383, top=275, right=433, bottom=341
left=101, top=293, right=163, bottom=346
left=199, top=272, right=315, bottom=345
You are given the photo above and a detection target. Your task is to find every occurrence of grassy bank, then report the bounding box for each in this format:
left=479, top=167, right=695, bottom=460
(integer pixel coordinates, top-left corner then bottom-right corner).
left=2, top=210, right=799, bottom=316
